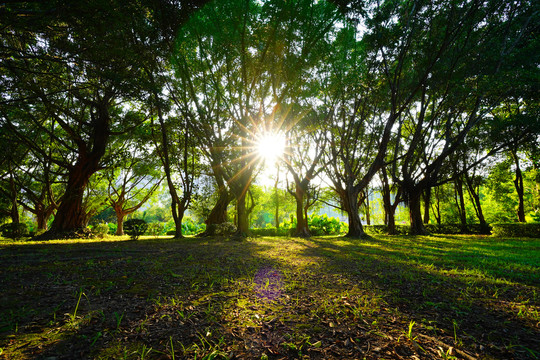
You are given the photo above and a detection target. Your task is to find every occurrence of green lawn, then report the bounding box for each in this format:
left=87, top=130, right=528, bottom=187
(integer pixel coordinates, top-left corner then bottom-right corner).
left=0, top=234, right=538, bottom=359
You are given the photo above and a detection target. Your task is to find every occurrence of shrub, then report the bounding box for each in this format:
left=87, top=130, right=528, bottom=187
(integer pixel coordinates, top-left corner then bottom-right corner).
left=93, top=223, right=109, bottom=238
left=309, top=214, right=347, bottom=235
left=365, top=225, right=412, bottom=235
left=364, top=223, right=492, bottom=235
left=182, top=219, right=206, bottom=235
left=205, top=222, right=237, bottom=236
left=251, top=214, right=347, bottom=237
left=0, top=222, right=29, bottom=239
left=528, top=211, right=540, bottom=223
left=251, top=228, right=278, bottom=236
left=424, top=223, right=492, bottom=235
left=491, top=223, right=540, bottom=238
left=107, top=222, right=117, bottom=235
left=124, top=219, right=148, bottom=240
left=147, top=222, right=163, bottom=236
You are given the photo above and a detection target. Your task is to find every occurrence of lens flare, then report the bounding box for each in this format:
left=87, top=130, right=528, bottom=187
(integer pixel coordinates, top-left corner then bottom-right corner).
left=256, top=132, right=286, bottom=165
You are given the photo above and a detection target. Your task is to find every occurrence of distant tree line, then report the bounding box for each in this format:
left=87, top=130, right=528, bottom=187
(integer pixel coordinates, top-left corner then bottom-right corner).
left=1, top=0, right=538, bottom=239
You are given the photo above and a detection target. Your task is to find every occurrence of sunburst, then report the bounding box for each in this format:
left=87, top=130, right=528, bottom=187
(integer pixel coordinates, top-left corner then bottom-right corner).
left=256, top=131, right=286, bottom=166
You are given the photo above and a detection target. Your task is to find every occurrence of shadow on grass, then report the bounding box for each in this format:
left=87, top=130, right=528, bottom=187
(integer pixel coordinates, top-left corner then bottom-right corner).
left=0, top=237, right=286, bottom=359
left=299, top=235, right=540, bottom=359
left=1, top=235, right=539, bottom=359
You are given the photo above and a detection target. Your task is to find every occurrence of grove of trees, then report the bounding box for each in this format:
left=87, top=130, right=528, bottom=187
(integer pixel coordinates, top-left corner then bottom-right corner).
left=1, top=0, right=539, bottom=239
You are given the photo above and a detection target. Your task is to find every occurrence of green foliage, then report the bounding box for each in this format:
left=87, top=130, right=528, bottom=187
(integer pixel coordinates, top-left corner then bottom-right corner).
left=0, top=223, right=28, bottom=239
left=92, top=223, right=109, bottom=238
left=484, top=160, right=519, bottom=223
left=147, top=222, right=164, bottom=236
left=365, top=225, right=412, bottom=235
left=365, top=224, right=492, bottom=235
left=165, top=219, right=206, bottom=236
left=251, top=227, right=291, bottom=237
left=308, top=214, right=347, bottom=236
left=204, top=222, right=237, bottom=236
left=425, top=224, right=492, bottom=235
left=251, top=214, right=347, bottom=236
left=123, top=219, right=148, bottom=241
left=182, top=219, right=205, bottom=235
left=529, top=210, right=540, bottom=223
left=107, top=222, right=117, bottom=235
left=491, top=223, right=540, bottom=238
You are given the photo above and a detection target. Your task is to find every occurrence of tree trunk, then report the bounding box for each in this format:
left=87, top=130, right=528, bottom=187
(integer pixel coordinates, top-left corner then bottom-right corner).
left=36, top=210, right=46, bottom=231
left=10, top=195, right=19, bottom=225
left=363, top=190, right=371, bottom=226
left=116, top=211, right=125, bottom=235
left=205, top=186, right=230, bottom=225
left=36, top=205, right=55, bottom=231
left=176, top=202, right=186, bottom=237
left=10, top=198, right=19, bottom=224
left=454, top=178, right=468, bottom=233
left=387, top=205, right=396, bottom=235
left=294, top=185, right=310, bottom=237
left=423, top=187, right=431, bottom=224
left=408, top=190, right=426, bottom=235
left=464, top=174, right=489, bottom=233
left=8, top=172, right=20, bottom=224
left=171, top=198, right=183, bottom=238
left=511, top=151, right=526, bottom=222
left=236, top=191, right=249, bottom=236
left=50, top=162, right=96, bottom=232
left=48, top=102, right=110, bottom=235
left=342, top=188, right=365, bottom=238
left=381, top=167, right=397, bottom=234
left=431, top=186, right=442, bottom=225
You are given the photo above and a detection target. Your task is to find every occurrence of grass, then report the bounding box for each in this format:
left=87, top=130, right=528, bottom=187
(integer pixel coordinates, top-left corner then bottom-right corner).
left=0, top=234, right=538, bottom=359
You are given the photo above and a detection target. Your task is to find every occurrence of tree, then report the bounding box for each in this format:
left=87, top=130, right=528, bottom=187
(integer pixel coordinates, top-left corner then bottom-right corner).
left=320, top=23, right=388, bottom=238
left=16, top=151, right=62, bottom=232
left=0, top=0, right=171, bottom=237
left=105, top=138, right=162, bottom=235
left=0, top=124, right=29, bottom=225
left=284, top=114, right=326, bottom=237
left=152, top=110, right=200, bottom=238
left=378, top=0, right=539, bottom=234
left=490, top=99, right=540, bottom=222
left=172, top=0, right=343, bottom=236
left=379, top=164, right=402, bottom=234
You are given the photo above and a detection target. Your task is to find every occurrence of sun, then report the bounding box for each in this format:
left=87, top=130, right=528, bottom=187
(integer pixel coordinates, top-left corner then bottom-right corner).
left=256, top=132, right=286, bottom=165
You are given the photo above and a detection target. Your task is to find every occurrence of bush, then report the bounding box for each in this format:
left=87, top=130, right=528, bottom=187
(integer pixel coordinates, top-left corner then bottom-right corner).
left=251, top=228, right=278, bottom=236
left=251, top=214, right=347, bottom=237
left=182, top=219, right=206, bottom=235
left=124, top=219, right=148, bottom=240
left=309, top=214, right=347, bottom=235
left=365, top=225, right=412, bottom=235
left=93, top=223, right=109, bottom=238
left=365, top=223, right=492, bottom=235
left=491, top=223, right=540, bottom=238
left=0, top=222, right=29, bottom=239
left=107, top=222, right=117, bottom=235
left=424, top=223, right=491, bottom=235
left=528, top=211, right=540, bottom=223
left=147, top=222, right=163, bottom=236
left=205, top=222, right=237, bottom=236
